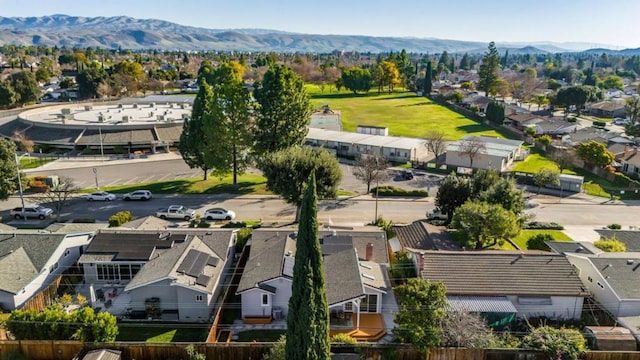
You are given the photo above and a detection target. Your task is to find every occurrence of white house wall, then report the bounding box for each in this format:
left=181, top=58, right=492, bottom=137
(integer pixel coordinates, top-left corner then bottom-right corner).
left=567, top=254, right=634, bottom=317
left=446, top=151, right=507, bottom=171
left=175, top=285, right=211, bottom=322
left=127, top=278, right=178, bottom=313
left=506, top=295, right=583, bottom=320
left=240, top=277, right=292, bottom=318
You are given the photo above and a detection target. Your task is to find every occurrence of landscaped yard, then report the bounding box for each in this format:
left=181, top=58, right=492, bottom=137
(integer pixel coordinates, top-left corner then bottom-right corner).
left=510, top=230, right=573, bottom=250
left=116, top=324, right=209, bottom=342
left=306, top=85, right=503, bottom=140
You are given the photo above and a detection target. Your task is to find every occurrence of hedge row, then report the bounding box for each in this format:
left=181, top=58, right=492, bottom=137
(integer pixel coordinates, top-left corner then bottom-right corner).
left=371, top=186, right=429, bottom=197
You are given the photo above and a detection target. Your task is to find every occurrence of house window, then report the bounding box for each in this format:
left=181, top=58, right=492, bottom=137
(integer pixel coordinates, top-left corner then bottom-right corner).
left=360, top=294, right=378, bottom=313
left=261, top=293, right=269, bottom=306
left=344, top=302, right=353, bottom=313
left=195, top=295, right=203, bottom=302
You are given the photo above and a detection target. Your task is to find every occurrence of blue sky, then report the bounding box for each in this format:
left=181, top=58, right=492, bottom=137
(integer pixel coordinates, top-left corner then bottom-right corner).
left=2, top=0, right=639, bottom=48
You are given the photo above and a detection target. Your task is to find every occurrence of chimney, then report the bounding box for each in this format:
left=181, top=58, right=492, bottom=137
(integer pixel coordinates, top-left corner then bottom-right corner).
left=519, top=251, right=525, bottom=258
left=365, top=243, right=374, bottom=261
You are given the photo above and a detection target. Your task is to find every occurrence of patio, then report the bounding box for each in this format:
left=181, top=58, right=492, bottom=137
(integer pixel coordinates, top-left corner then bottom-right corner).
left=330, top=313, right=386, bottom=342
left=77, top=283, right=130, bottom=317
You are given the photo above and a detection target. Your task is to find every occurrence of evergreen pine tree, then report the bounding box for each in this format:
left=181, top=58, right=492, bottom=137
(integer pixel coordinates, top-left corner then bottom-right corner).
left=285, top=174, right=330, bottom=360
left=478, top=41, right=501, bottom=97
left=424, top=61, right=433, bottom=95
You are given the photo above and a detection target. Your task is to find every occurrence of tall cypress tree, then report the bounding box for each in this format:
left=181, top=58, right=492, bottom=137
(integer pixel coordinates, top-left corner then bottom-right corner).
left=285, top=173, right=330, bottom=360
left=424, top=61, right=433, bottom=95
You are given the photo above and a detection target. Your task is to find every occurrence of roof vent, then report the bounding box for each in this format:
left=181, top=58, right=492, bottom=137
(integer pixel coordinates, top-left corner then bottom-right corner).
left=627, top=259, right=634, bottom=265
left=286, top=251, right=292, bottom=257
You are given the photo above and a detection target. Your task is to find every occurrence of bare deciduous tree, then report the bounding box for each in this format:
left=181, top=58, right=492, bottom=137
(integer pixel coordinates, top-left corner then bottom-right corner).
left=439, top=311, right=494, bottom=348
left=459, top=138, right=486, bottom=169
left=551, top=149, right=577, bottom=174
left=352, top=152, right=389, bottom=193
left=12, top=131, right=34, bottom=153
left=424, top=130, right=447, bottom=165
left=40, top=176, right=78, bottom=220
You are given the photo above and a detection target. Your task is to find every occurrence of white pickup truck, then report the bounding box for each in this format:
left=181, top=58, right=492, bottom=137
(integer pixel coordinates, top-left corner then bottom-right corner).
left=155, top=205, right=197, bottom=221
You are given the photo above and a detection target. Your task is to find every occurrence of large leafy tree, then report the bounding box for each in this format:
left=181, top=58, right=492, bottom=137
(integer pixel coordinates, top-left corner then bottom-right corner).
left=0, top=138, right=19, bottom=201
left=259, top=147, right=342, bottom=222
left=522, top=326, right=586, bottom=360
left=7, top=71, right=40, bottom=104
left=478, top=177, right=526, bottom=216
left=203, top=62, right=253, bottom=184
left=478, top=41, right=501, bottom=97
left=471, top=168, right=502, bottom=198
left=533, top=168, right=561, bottom=194
left=285, top=174, right=330, bottom=360
left=0, top=80, right=17, bottom=108
left=435, top=173, right=472, bottom=223
left=554, top=85, right=603, bottom=115
left=576, top=140, right=615, bottom=168
left=253, top=64, right=312, bottom=156
left=393, top=278, right=447, bottom=352
left=178, top=80, right=215, bottom=180
left=340, top=67, right=372, bottom=94
left=451, top=200, right=521, bottom=250
left=76, top=65, right=108, bottom=99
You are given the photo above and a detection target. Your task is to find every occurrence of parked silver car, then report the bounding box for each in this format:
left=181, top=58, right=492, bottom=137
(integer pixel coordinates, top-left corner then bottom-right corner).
left=10, top=205, right=54, bottom=220
left=122, top=190, right=152, bottom=201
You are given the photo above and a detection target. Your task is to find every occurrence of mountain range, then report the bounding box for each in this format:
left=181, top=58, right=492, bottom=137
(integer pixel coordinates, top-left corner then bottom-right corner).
left=0, top=14, right=638, bottom=55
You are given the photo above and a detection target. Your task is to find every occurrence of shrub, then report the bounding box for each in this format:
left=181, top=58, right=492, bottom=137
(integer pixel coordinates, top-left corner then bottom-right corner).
left=527, top=233, right=554, bottom=251
left=108, top=211, right=135, bottom=227
left=262, top=335, right=286, bottom=360
left=81, top=147, right=93, bottom=155
left=567, top=117, right=578, bottom=123
left=390, top=250, right=416, bottom=283
left=371, top=185, right=428, bottom=197
left=607, top=223, right=622, bottom=229
left=522, top=326, right=586, bottom=360
left=538, top=135, right=552, bottom=146
left=330, top=333, right=357, bottom=344
left=594, top=238, right=626, bottom=252
left=222, top=220, right=261, bottom=229
left=236, top=227, right=252, bottom=252
left=525, top=221, right=564, bottom=230
left=372, top=215, right=395, bottom=239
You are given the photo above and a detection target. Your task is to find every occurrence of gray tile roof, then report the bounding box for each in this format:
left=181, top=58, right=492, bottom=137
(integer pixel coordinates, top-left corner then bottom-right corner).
left=590, top=257, right=640, bottom=299
left=82, top=349, right=122, bottom=360
left=421, top=250, right=589, bottom=297
left=237, top=229, right=293, bottom=294
left=44, top=222, right=109, bottom=234
left=324, top=249, right=365, bottom=305
left=125, top=235, right=224, bottom=293
left=546, top=241, right=595, bottom=255
left=118, top=215, right=174, bottom=230
left=393, top=221, right=437, bottom=250
left=596, top=230, right=640, bottom=252
left=155, top=125, right=183, bottom=143
left=0, top=233, right=67, bottom=294
left=318, top=229, right=388, bottom=264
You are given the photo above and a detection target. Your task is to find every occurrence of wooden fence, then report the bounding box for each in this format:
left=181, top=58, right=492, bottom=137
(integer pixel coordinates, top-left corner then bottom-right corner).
left=2, top=341, right=640, bottom=360
left=20, top=275, right=62, bottom=312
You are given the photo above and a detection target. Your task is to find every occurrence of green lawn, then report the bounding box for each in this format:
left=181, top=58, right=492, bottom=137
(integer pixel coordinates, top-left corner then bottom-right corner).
left=116, top=324, right=209, bottom=342
left=510, top=230, right=573, bottom=250
left=236, top=329, right=285, bottom=342
left=306, top=85, right=503, bottom=140
left=19, top=157, right=56, bottom=169
left=89, top=174, right=270, bottom=195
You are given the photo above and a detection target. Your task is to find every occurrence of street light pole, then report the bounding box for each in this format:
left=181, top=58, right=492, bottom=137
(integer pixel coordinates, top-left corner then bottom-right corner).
left=14, top=153, right=26, bottom=220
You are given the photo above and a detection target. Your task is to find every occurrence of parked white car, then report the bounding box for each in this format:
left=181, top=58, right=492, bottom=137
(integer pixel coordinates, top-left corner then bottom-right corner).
left=204, top=208, right=236, bottom=221
left=85, top=191, right=117, bottom=201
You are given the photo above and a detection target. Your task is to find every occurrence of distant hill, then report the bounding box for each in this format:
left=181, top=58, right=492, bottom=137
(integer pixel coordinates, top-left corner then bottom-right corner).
left=0, top=14, right=628, bottom=54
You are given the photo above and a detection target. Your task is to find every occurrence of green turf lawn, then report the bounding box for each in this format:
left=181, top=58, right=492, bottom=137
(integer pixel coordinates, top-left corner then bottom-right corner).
left=306, top=85, right=503, bottom=140
left=19, top=157, right=55, bottom=169
left=116, top=324, right=209, bottom=342
left=510, top=230, right=573, bottom=250
left=90, top=174, right=270, bottom=195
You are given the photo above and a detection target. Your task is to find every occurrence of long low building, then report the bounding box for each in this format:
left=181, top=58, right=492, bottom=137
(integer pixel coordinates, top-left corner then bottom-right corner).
left=305, top=127, right=431, bottom=163
left=445, top=135, right=526, bottom=172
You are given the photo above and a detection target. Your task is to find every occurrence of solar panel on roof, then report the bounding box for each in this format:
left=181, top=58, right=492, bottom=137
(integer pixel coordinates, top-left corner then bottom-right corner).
left=187, top=251, right=209, bottom=277
left=207, top=257, right=219, bottom=267
left=177, top=249, right=198, bottom=274
left=196, top=274, right=211, bottom=287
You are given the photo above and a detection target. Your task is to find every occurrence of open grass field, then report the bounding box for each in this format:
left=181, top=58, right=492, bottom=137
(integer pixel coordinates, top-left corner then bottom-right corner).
left=116, top=324, right=209, bottom=342
left=306, top=85, right=503, bottom=140
left=510, top=230, right=573, bottom=250
left=92, top=174, right=270, bottom=195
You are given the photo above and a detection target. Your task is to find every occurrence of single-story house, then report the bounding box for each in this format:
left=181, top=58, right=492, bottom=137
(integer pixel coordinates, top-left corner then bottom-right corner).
left=419, top=250, right=589, bottom=322
left=305, top=127, right=431, bottom=163
left=561, top=127, right=623, bottom=147
left=0, top=232, right=94, bottom=310
left=461, top=95, right=492, bottom=112
left=588, top=101, right=626, bottom=118
left=445, top=135, right=526, bottom=172
left=236, top=228, right=391, bottom=341
left=78, top=229, right=236, bottom=322
left=618, top=148, right=640, bottom=177
left=566, top=253, right=640, bottom=317
left=527, top=117, right=580, bottom=135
